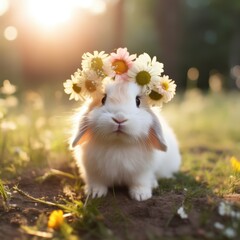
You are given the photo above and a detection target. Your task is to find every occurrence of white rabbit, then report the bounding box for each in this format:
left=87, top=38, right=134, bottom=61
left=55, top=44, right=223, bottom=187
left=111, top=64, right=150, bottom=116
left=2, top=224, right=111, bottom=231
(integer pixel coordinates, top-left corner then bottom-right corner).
left=71, top=81, right=181, bottom=201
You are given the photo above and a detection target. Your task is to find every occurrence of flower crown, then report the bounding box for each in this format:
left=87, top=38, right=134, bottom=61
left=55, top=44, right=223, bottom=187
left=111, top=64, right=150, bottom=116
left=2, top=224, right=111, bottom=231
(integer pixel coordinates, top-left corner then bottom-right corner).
left=63, top=48, right=176, bottom=106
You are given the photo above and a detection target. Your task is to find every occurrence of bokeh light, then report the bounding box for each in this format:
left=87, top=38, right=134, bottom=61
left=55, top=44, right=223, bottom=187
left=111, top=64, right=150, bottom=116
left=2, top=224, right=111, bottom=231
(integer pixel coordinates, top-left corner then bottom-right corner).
left=90, top=0, right=107, bottom=15
left=0, top=79, right=17, bottom=95
left=236, top=78, right=240, bottom=89
left=4, top=26, right=18, bottom=41
left=209, top=73, right=223, bottom=92
left=230, top=65, right=240, bottom=79
left=187, top=67, right=199, bottom=81
left=230, top=65, right=240, bottom=89
left=0, top=0, right=9, bottom=16
left=73, top=0, right=106, bottom=13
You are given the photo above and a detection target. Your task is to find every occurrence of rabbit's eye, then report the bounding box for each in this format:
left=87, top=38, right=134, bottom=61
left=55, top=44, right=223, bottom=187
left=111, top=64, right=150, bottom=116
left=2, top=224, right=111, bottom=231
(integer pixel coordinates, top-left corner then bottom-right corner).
left=136, top=96, right=140, bottom=107
left=102, top=94, right=107, bottom=105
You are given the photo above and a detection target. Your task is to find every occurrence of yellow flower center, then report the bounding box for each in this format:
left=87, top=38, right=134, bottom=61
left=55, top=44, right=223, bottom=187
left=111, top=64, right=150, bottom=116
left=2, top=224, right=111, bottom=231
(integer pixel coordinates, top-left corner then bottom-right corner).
left=85, top=80, right=97, bottom=92
left=72, top=84, right=81, bottom=93
left=91, top=57, right=103, bottom=72
left=112, top=60, right=128, bottom=74
left=48, top=210, right=64, bottom=230
left=149, top=90, right=163, bottom=101
left=136, top=71, right=151, bottom=86
left=162, top=81, right=169, bottom=91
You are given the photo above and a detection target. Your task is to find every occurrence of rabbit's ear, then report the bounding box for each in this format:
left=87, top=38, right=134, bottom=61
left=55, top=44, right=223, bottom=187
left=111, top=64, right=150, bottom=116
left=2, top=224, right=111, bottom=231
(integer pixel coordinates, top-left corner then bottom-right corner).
left=71, top=115, right=91, bottom=148
left=71, top=98, right=102, bottom=148
left=149, top=114, right=167, bottom=152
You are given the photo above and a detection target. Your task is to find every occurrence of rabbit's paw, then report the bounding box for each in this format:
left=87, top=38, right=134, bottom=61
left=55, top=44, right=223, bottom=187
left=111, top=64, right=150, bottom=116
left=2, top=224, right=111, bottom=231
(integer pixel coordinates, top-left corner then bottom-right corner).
left=152, top=179, right=158, bottom=189
left=129, top=186, right=152, bottom=201
left=86, top=184, right=108, bottom=198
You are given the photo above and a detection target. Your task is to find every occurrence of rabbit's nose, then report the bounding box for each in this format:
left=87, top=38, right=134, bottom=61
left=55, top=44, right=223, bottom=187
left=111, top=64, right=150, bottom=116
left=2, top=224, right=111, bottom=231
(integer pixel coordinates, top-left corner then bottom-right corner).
left=112, top=117, right=127, bottom=124
left=112, top=113, right=127, bottom=124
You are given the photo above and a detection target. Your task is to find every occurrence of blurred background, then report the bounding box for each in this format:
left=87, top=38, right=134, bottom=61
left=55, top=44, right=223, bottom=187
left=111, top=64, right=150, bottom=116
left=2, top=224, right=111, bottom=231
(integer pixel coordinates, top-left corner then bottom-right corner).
left=1, top=0, right=240, bottom=92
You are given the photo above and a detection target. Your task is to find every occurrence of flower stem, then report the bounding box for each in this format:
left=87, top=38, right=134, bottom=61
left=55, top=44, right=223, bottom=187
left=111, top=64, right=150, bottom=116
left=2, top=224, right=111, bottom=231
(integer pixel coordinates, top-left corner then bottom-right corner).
left=13, top=186, right=71, bottom=211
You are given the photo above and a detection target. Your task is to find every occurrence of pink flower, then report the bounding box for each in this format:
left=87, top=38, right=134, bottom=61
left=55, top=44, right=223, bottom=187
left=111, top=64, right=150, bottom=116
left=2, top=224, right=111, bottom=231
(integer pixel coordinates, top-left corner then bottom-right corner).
left=110, top=48, right=136, bottom=81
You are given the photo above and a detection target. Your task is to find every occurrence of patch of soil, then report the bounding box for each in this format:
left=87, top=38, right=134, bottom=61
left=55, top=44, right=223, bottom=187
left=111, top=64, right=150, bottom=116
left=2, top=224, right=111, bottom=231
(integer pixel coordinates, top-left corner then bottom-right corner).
left=99, top=189, right=209, bottom=240
left=0, top=170, right=232, bottom=240
left=0, top=174, right=63, bottom=240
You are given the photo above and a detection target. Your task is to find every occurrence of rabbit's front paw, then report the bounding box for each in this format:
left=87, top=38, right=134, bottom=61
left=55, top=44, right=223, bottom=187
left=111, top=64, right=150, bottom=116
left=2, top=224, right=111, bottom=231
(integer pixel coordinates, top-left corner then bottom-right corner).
left=129, top=186, right=152, bottom=201
left=86, top=184, right=108, bottom=198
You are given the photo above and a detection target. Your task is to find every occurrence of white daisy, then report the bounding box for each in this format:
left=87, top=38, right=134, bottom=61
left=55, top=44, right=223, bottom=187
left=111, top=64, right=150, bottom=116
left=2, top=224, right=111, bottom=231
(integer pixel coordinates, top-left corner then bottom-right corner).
left=63, top=73, right=82, bottom=101
left=80, top=69, right=104, bottom=98
left=214, top=222, right=225, bottom=230
left=81, top=51, right=112, bottom=77
left=224, top=227, right=236, bottom=238
left=177, top=206, right=188, bottom=219
left=156, top=75, right=176, bottom=103
left=218, top=201, right=232, bottom=217
left=128, top=57, right=160, bottom=95
left=147, top=87, right=164, bottom=106
left=135, top=53, right=164, bottom=76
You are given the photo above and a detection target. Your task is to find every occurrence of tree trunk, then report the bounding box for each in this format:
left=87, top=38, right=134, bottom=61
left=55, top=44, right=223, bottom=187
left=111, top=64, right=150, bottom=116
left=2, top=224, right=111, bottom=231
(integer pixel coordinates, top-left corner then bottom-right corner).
left=155, top=0, right=184, bottom=87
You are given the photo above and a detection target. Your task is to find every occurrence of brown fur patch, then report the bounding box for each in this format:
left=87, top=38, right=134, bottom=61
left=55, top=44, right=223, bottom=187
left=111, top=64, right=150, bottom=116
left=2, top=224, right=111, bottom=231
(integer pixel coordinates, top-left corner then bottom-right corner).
left=148, top=127, right=167, bottom=151
left=88, top=96, right=102, bottom=111
left=76, top=129, right=92, bottom=145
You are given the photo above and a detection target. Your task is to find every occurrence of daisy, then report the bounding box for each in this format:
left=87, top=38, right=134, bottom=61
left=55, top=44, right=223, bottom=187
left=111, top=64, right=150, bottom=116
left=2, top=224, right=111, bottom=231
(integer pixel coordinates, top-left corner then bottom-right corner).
left=63, top=71, right=82, bottom=101
left=214, top=222, right=225, bottom=230
left=224, top=228, right=236, bottom=238
left=128, top=56, right=160, bottom=95
left=147, top=87, right=164, bottom=106
left=110, top=47, right=136, bottom=81
left=177, top=206, right=188, bottom=219
left=135, top=53, right=164, bottom=76
left=218, top=202, right=233, bottom=217
left=81, top=51, right=112, bottom=77
left=80, top=69, right=104, bottom=98
left=156, top=75, right=176, bottom=103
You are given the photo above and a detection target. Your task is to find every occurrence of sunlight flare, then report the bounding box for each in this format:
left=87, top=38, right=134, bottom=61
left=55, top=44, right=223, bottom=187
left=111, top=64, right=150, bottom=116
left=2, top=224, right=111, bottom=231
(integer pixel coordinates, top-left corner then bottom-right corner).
left=24, top=0, right=108, bottom=29
left=0, top=0, right=9, bottom=16
left=25, top=0, right=73, bottom=29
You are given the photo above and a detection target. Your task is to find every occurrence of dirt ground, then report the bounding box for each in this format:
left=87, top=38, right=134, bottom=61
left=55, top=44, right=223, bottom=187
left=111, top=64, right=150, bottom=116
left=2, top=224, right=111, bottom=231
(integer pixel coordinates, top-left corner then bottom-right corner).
left=0, top=173, right=62, bottom=240
left=0, top=169, right=226, bottom=240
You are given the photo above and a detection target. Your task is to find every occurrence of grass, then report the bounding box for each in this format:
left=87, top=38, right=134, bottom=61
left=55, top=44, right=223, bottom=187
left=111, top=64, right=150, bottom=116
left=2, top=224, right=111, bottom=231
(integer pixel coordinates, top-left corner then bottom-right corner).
left=0, top=84, right=240, bottom=239
left=0, top=179, right=10, bottom=211
left=163, top=90, right=240, bottom=195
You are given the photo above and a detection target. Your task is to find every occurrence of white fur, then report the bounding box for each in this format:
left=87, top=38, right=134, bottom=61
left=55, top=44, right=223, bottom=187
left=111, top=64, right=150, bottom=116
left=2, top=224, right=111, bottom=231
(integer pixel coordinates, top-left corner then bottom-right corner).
left=71, top=82, right=181, bottom=201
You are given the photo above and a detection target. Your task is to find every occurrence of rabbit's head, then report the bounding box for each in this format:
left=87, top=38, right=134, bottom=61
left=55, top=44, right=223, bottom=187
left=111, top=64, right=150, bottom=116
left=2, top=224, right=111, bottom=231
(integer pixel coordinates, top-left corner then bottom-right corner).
left=72, top=81, right=167, bottom=151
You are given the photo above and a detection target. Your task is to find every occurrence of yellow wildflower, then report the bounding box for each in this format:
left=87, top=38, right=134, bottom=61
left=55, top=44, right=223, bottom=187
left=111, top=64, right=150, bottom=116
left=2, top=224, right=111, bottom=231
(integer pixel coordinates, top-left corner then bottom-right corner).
left=48, top=210, right=64, bottom=230
left=230, top=156, right=240, bottom=172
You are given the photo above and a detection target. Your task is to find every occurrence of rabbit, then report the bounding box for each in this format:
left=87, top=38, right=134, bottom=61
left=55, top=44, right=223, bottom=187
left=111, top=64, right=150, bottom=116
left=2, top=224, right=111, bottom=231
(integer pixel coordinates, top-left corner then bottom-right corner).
left=70, top=81, right=181, bottom=201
